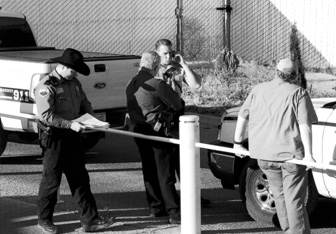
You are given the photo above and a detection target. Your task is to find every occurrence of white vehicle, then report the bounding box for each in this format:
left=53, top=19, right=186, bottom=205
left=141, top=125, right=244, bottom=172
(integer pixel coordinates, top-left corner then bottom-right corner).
left=0, top=10, right=140, bottom=156
left=208, top=97, right=336, bottom=223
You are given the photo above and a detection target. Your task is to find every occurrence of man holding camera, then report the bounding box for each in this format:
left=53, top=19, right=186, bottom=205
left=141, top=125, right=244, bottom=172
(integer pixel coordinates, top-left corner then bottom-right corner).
left=126, top=51, right=183, bottom=224
left=154, top=39, right=211, bottom=206
left=154, top=39, right=201, bottom=96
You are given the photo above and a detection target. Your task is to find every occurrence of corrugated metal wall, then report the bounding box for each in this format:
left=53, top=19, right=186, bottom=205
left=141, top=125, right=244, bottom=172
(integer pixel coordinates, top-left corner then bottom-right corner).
left=0, top=0, right=335, bottom=67
left=231, top=0, right=336, bottom=68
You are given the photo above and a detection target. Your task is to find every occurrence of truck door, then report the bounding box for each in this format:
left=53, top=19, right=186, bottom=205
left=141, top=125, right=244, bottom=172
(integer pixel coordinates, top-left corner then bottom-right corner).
left=320, top=108, right=336, bottom=198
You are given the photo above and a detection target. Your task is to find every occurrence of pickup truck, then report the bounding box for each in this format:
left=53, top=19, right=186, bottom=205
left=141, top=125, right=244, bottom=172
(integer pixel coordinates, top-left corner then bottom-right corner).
left=0, top=10, right=140, bottom=156
left=208, top=98, right=336, bottom=224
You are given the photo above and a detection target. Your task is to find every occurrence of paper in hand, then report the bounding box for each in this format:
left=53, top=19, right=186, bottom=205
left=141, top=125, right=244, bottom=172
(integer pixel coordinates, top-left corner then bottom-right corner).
left=73, top=113, right=109, bottom=128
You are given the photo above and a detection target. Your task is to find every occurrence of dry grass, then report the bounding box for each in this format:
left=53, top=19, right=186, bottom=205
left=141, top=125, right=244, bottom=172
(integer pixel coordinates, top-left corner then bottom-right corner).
left=183, top=61, right=336, bottom=116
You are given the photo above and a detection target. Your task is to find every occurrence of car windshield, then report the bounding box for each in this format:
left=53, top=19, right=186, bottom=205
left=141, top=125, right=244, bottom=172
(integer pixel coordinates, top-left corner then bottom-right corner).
left=0, top=17, right=36, bottom=48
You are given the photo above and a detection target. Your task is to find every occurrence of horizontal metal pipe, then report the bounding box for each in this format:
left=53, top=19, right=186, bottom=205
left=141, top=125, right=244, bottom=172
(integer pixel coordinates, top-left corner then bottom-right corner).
left=91, top=127, right=336, bottom=171
left=90, top=127, right=180, bottom=144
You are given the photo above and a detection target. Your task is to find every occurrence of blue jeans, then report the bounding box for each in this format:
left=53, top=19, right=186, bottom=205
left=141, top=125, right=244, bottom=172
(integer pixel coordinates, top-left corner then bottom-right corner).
left=258, top=160, right=310, bottom=234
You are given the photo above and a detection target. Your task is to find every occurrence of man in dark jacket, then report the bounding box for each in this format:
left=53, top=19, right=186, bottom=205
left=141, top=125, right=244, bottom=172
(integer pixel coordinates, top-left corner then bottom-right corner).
left=126, top=51, right=183, bottom=224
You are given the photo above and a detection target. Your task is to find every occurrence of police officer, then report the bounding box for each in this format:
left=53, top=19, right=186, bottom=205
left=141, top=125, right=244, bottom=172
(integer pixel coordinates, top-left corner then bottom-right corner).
left=126, top=51, right=182, bottom=224
left=35, top=48, right=114, bottom=233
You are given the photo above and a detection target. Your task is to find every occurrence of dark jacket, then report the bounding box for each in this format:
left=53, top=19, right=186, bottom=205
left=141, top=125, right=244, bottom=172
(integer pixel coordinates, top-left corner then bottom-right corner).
left=35, top=70, right=93, bottom=129
left=126, top=68, right=183, bottom=126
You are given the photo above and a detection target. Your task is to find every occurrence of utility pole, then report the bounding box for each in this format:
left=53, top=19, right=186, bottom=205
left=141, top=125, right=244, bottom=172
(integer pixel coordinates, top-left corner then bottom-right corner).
left=176, top=0, right=183, bottom=54
left=216, top=0, right=232, bottom=50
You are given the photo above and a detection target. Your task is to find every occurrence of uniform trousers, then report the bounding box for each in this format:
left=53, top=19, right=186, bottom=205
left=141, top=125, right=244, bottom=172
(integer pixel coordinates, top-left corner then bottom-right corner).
left=133, top=125, right=180, bottom=216
left=258, top=160, right=310, bottom=234
left=37, top=129, right=99, bottom=225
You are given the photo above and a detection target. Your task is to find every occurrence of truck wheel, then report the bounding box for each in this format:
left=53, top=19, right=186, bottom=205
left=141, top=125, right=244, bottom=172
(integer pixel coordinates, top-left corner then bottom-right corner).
left=0, top=120, right=8, bottom=157
left=239, top=160, right=319, bottom=224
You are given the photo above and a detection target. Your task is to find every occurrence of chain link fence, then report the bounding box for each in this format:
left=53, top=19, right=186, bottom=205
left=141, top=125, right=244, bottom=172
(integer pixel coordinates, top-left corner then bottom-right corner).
left=0, top=0, right=224, bottom=61
left=0, top=0, right=177, bottom=55
left=1, top=0, right=335, bottom=67
left=183, top=0, right=223, bottom=61
left=230, top=0, right=336, bottom=68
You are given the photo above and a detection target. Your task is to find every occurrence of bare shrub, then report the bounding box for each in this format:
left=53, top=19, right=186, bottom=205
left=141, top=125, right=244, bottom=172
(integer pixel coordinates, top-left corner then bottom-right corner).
left=213, top=47, right=240, bottom=75
left=183, top=18, right=207, bottom=61
left=290, top=23, right=307, bottom=89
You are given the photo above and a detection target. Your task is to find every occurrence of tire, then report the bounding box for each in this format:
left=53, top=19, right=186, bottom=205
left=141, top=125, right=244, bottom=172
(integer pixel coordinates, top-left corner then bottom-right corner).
left=239, top=160, right=319, bottom=224
left=0, top=120, right=8, bottom=157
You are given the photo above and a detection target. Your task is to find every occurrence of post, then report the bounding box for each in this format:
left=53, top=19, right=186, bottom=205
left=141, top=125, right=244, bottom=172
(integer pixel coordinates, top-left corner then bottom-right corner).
left=175, top=0, right=183, bottom=55
left=224, top=0, right=232, bottom=50
left=179, top=115, right=201, bottom=234
left=216, top=0, right=232, bottom=50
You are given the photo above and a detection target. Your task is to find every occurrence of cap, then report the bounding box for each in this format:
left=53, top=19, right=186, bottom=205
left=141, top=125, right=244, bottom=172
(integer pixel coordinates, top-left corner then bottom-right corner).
left=276, top=58, right=297, bottom=75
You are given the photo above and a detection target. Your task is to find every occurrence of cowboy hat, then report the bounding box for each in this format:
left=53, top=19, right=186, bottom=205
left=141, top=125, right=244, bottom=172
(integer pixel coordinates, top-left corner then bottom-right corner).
left=51, top=48, right=90, bottom=76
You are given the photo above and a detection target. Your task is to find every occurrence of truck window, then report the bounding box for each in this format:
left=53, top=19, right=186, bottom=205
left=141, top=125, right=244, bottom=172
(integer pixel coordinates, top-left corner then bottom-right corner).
left=0, top=17, right=36, bottom=48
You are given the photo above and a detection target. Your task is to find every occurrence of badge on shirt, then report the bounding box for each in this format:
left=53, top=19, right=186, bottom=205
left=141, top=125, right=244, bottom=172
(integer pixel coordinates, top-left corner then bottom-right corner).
left=56, top=87, right=64, bottom=94
left=76, top=85, right=80, bottom=93
left=39, top=88, right=50, bottom=97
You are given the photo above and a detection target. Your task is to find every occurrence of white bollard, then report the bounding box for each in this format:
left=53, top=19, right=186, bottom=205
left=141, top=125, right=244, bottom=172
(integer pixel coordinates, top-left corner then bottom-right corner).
left=179, top=115, right=201, bottom=234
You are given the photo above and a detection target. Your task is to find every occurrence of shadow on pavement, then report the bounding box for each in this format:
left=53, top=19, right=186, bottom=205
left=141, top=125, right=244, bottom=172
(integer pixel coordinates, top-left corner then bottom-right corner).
left=310, top=197, right=336, bottom=229
left=1, top=187, right=250, bottom=233
left=3, top=185, right=336, bottom=233
left=0, top=155, right=42, bottom=165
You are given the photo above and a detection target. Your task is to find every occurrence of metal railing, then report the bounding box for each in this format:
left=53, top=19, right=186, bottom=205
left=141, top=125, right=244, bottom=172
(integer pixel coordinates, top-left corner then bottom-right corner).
left=92, top=114, right=336, bottom=234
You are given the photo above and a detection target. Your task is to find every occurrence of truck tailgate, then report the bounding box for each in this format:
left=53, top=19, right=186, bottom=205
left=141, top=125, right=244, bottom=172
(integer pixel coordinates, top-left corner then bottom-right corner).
left=82, top=57, right=140, bottom=110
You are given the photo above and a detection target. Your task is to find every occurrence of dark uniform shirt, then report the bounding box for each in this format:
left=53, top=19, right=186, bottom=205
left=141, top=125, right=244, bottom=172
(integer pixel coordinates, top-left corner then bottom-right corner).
left=126, top=68, right=182, bottom=126
left=35, top=70, right=94, bottom=128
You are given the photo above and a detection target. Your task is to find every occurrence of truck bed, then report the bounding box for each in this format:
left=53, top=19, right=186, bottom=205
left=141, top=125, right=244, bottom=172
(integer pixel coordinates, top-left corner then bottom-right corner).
left=0, top=46, right=140, bottom=131
left=0, top=47, right=140, bottom=62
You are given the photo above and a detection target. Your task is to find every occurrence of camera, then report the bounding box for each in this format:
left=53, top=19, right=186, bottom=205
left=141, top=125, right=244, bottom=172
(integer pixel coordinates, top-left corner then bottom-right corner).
left=163, top=66, right=178, bottom=80
left=171, top=52, right=181, bottom=63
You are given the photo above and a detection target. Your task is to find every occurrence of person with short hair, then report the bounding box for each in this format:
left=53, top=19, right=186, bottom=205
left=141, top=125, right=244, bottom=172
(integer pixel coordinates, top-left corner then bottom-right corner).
left=154, top=39, right=201, bottom=95
left=35, top=48, right=115, bottom=233
left=233, top=58, right=317, bottom=234
left=154, top=39, right=211, bottom=206
left=126, top=51, right=182, bottom=224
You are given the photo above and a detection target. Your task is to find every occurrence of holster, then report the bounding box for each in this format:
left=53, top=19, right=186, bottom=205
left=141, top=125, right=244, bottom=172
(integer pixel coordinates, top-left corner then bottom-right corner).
left=156, top=111, right=174, bottom=137
left=38, top=121, right=53, bottom=149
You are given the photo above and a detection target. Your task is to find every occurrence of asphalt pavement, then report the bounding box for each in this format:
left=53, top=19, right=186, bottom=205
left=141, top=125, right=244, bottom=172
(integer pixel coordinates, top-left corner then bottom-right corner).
left=0, top=160, right=279, bottom=234
left=1, top=114, right=336, bottom=233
